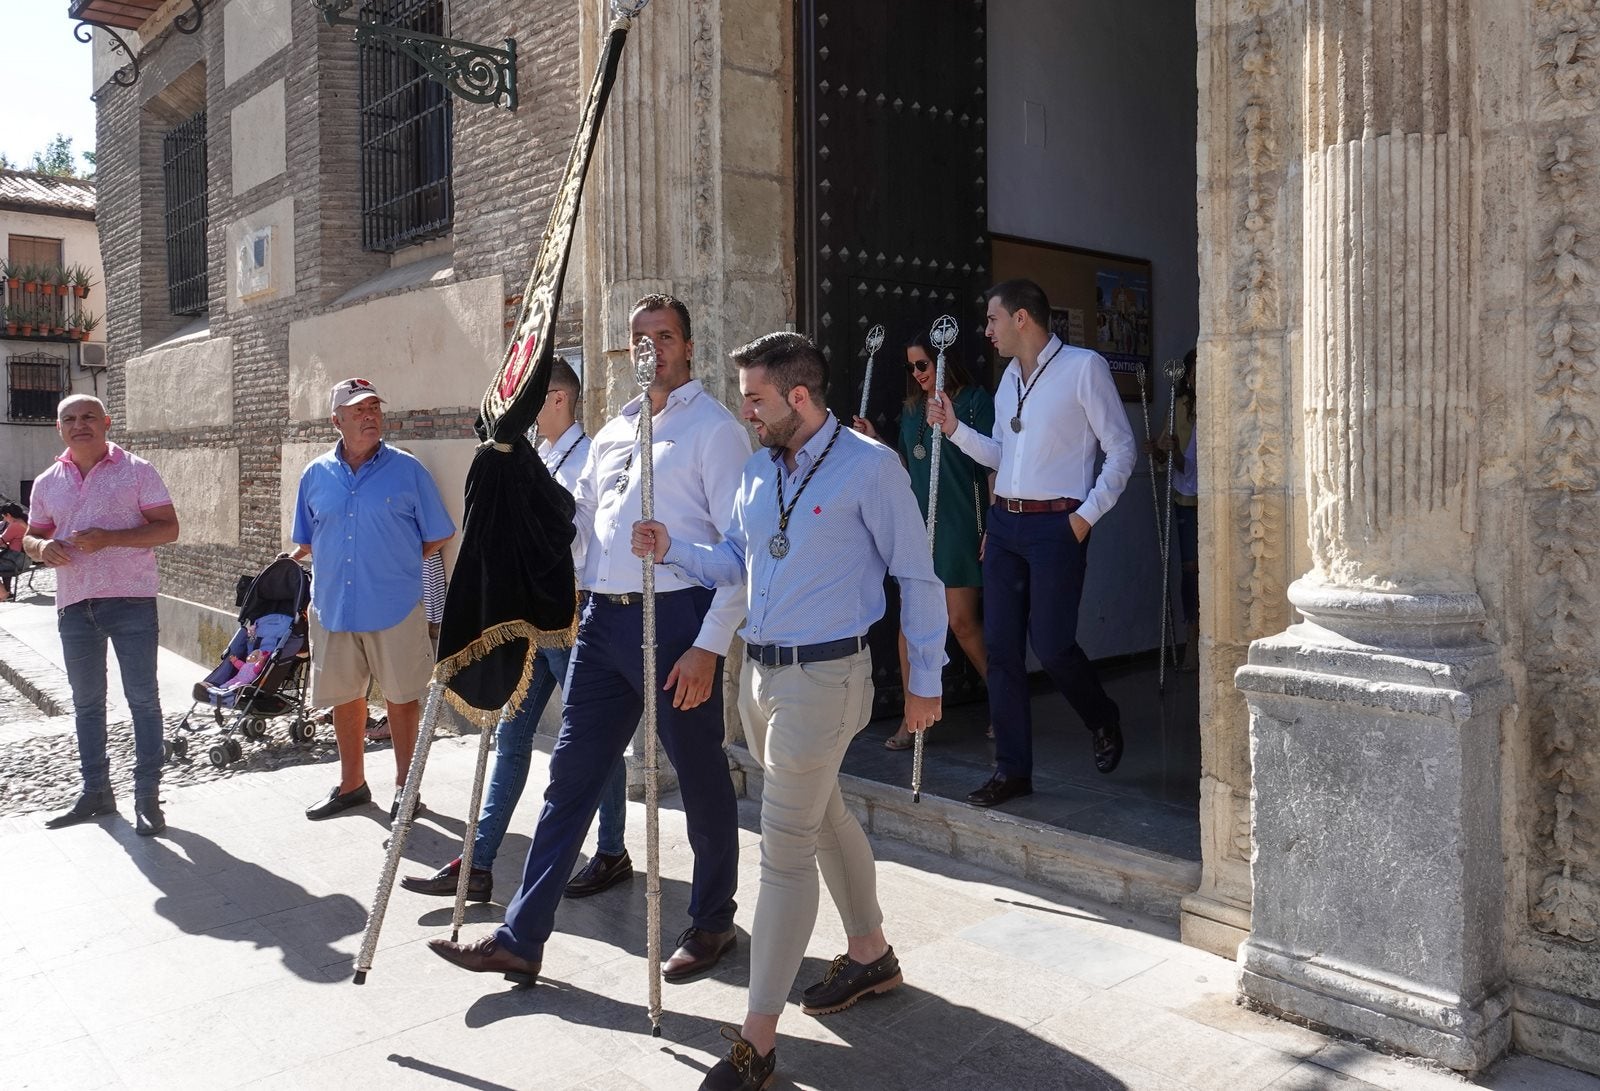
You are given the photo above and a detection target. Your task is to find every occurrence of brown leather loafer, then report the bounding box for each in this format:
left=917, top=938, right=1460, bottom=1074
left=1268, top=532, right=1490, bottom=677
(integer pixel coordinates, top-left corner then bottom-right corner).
left=699, top=1026, right=776, bottom=1090
left=401, top=858, right=493, bottom=902
left=427, top=934, right=540, bottom=984
left=662, top=925, right=736, bottom=983
left=564, top=850, right=633, bottom=899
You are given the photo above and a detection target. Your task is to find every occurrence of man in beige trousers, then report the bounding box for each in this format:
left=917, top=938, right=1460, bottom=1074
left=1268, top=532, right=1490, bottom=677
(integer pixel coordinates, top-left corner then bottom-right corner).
left=634, top=331, right=947, bottom=1091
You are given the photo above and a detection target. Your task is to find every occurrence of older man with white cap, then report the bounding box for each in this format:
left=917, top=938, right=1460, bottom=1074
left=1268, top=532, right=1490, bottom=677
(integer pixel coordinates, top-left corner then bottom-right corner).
left=291, top=377, right=456, bottom=821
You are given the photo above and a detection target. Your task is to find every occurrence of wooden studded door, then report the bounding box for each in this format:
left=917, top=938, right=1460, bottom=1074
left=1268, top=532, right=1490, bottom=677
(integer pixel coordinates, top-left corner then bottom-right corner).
left=795, top=0, right=990, bottom=717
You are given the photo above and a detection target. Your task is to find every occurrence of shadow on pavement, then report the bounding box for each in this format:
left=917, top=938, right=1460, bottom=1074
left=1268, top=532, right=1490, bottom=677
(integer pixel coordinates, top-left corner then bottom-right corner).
left=120, top=824, right=364, bottom=979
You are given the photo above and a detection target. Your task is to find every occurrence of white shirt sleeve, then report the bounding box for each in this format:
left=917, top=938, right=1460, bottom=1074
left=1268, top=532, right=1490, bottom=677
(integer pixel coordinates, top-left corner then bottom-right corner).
left=1076, top=357, right=1137, bottom=526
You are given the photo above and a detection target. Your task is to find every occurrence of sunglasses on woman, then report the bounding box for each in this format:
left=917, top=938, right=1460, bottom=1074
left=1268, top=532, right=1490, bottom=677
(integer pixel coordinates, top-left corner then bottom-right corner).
left=906, top=360, right=932, bottom=373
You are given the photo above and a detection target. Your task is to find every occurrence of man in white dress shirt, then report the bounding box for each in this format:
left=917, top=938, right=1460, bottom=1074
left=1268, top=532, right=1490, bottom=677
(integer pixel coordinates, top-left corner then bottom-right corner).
left=929, top=279, right=1136, bottom=808
left=401, top=359, right=632, bottom=902
left=428, top=294, right=752, bottom=986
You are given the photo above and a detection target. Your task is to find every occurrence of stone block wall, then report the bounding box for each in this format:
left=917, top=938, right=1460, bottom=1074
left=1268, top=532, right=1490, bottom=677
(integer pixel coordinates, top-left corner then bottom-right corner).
left=93, top=0, right=582, bottom=630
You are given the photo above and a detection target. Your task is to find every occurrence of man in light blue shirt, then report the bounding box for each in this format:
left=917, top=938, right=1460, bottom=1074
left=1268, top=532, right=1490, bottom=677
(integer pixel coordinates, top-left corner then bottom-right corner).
left=291, top=377, right=456, bottom=822
left=633, top=331, right=946, bottom=1091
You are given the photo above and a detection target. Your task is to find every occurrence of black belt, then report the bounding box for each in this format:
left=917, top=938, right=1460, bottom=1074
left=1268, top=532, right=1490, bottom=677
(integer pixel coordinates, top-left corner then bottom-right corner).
left=746, top=635, right=865, bottom=667
left=583, top=588, right=694, bottom=607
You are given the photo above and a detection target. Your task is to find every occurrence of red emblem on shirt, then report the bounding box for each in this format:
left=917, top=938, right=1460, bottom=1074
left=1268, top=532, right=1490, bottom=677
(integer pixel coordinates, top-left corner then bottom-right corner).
left=813, top=506, right=822, bottom=515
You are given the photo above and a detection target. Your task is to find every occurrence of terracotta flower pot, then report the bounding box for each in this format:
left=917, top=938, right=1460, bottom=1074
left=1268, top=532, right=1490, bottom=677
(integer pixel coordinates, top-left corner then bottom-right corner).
left=74, top=285, right=87, bottom=298
left=4, top=278, right=16, bottom=292
left=42, top=284, right=54, bottom=297
left=20, top=325, right=33, bottom=336
left=5, top=324, right=15, bottom=336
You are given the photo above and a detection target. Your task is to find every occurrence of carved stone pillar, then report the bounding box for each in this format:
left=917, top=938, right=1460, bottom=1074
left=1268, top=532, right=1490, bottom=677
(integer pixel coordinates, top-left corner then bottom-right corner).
left=1235, top=0, right=1512, bottom=1073
left=579, top=0, right=793, bottom=421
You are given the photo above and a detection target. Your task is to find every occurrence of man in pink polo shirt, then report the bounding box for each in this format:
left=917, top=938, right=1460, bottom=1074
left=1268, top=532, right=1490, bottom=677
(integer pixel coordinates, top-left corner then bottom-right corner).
left=23, top=394, right=181, bottom=836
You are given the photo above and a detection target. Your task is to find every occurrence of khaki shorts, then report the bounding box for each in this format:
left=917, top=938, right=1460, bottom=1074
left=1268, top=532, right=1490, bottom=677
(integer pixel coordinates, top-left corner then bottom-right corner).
left=309, top=601, right=434, bottom=707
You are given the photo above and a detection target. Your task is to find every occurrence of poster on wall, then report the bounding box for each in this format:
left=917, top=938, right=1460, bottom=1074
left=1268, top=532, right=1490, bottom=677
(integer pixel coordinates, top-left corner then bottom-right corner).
left=992, top=235, right=1152, bottom=401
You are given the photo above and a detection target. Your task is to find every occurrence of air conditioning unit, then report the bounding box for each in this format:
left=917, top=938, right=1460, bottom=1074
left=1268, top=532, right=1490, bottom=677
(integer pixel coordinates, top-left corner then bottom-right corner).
left=80, top=343, right=107, bottom=372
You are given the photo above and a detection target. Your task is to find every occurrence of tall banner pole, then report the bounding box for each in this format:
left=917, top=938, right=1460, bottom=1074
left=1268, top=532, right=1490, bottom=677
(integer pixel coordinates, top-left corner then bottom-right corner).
left=353, top=681, right=445, bottom=984
left=634, top=335, right=664, bottom=1036
left=1157, top=357, right=1185, bottom=693
left=857, top=324, right=886, bottom=422
left=916, top=314, right=959, bottom=804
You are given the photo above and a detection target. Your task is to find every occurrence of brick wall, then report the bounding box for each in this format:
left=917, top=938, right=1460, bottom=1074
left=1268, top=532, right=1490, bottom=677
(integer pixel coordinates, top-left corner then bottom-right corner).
left=93, top=1, right=583, bottom=613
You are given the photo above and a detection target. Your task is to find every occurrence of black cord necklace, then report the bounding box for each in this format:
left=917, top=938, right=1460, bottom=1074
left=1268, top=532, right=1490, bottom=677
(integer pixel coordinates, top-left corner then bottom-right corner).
left=549, top=429, right=585, bottom=476
left=1011, top=339, right=1064, bottom=433
left=769, top=418, right=844, bottom=559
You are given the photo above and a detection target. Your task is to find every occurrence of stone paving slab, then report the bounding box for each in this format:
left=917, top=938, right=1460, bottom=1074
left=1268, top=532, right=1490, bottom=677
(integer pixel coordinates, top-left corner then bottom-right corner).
left=0, top=736, right=1594, bottom=1091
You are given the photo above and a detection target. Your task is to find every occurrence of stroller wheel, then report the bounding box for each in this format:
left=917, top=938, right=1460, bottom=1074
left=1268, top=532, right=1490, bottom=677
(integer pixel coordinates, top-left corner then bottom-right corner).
left=173, top=736, right=190, bottom=759
left=226, top=738, right=244, bottom=762
left=290, top=719, right=316, bottom=746
left=163, top=740, right=174, bottom=763
left=243, top=718, right=267, bottom=739
left=208, top=744, right=230, bottom=768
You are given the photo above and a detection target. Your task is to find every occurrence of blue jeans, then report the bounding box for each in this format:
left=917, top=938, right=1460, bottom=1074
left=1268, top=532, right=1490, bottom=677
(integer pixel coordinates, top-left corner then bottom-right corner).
left=983, top=507, right=1119, bottom=779
left=473, top=646, right=628, bottom=868
left=59, top=597, right=164, bottom=798
left=496, top=587, right=739, bottom=962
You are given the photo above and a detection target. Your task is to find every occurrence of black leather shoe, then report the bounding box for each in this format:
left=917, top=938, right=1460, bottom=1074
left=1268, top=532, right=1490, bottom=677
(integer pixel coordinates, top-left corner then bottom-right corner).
left=427, top=934, right=540, bottom=984
left=389, top=793, right=425, bottom=823
left=1092, top=722, right=1124, bottom=774
left=564, top=851, right=633, bottom=899
left=966, top=772, right=1033, bottom=808
left=305, top=782, right=371, bottom=820
left=44, top=788, right=116, bottom=829
left=802, top=947, right=903, bottom=1015
left=401, top=859, right=493, bottom=902
left=662, top=926, right=736, bottom=983
left=699, top=1027, right=776, bottom=1091
left=134, top=795, right=166, bottom=837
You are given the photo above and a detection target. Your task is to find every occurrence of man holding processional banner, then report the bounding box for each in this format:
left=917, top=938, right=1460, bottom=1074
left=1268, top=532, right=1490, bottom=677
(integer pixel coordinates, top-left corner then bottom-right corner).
left=426, top=294, right=750, bottom=986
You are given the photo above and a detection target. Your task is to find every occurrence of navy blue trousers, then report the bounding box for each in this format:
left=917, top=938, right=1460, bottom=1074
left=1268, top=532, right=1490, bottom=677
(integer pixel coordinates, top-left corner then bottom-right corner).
left=983, top=506, right=1120, bottom=779
left=495, top=586, right=739, bottom=961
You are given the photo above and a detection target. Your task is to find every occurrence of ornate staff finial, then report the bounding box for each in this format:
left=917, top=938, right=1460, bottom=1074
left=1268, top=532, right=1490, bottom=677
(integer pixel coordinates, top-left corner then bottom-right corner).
left=931, top=314, right=959, bottom=353
left=865, top=324, right=886, bottom=356
left=635, top=336, right=657, bottom=389
left=1163, top=356, right=1187, bottom=383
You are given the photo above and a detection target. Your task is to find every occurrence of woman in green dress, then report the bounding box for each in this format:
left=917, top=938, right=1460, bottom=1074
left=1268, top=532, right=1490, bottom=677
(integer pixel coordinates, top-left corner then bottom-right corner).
left=853, top=331, right=995, bottom=749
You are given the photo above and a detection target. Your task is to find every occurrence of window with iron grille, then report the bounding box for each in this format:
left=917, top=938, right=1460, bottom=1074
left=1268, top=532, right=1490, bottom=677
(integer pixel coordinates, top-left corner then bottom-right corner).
left=7, top=352, right=66, bottom=423
left=359, top=0, right=454, bottom=253
left=162, top=109, right=209, bottom=316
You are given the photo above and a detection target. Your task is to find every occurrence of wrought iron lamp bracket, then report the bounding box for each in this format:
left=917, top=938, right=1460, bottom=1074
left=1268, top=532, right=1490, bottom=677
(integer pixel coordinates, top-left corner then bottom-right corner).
left=73, top=0, right=207, bottom=103
left=312, top=0, right=518, bottom=110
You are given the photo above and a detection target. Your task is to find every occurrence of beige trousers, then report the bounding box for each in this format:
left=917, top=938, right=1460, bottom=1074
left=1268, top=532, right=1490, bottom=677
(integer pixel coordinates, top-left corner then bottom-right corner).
left=740, top=648, right=882, bottom=1015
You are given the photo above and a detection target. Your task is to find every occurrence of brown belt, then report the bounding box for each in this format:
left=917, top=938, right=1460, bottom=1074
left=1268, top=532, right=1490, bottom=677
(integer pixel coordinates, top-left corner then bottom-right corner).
left=995, top=496, right=1081, bottom=515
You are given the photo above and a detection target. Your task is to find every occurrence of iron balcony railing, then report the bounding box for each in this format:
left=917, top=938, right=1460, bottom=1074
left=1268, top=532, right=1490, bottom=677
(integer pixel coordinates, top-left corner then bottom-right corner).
left=359, top=0, right=454, bottom=253
left=162, top=107, right=210, bottom=316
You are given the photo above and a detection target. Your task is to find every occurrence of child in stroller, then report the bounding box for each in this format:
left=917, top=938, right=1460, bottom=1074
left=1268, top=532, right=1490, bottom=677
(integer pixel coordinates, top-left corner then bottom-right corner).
left=198, top=612, right=296, bottom=704
left=168, top=556, right=316, bottom=767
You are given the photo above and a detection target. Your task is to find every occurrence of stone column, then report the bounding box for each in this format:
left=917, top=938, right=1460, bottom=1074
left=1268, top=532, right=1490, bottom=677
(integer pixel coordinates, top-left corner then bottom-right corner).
left=1235, top=0, right=1512, bottom=1073
left=576, top=0, right=795, bottom=758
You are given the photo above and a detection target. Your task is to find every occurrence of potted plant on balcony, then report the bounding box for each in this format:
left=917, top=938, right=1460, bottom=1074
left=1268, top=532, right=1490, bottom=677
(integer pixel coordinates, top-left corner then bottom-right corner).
left=77, top=311, right=101, bottom=342
left=4, top=306, right=17, bottom=337
left=72, top=266, right=92, bottom=298
left=17, top=265, right=38, bottom=294
left=2, top=261, right=16, bottom=295
left=19, top=307, right=35, bottom=337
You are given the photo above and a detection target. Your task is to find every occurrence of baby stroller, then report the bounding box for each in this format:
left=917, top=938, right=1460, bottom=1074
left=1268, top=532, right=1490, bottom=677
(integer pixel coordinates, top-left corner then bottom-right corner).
left=167, top=556, right=316, bottom=768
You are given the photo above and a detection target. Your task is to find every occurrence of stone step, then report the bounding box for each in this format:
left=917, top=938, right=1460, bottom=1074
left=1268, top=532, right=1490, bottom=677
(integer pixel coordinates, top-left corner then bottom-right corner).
left=0, top=628, right=67, bottom=718
left=726, top=745, right=1202, bottom=921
